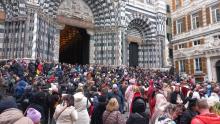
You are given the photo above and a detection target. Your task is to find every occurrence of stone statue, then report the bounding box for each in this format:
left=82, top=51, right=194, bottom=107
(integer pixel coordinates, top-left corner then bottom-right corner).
left=58, top=0, right=94, bottom=22
left=164, top=39, right=171, bottom=67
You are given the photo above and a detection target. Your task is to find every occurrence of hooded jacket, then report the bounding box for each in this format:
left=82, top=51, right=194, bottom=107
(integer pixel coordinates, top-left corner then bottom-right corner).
left=127, top=97, right=149, bottom=124
left=0, top=108, right=33, bottom=124
left=74, top=92, right=91, bottom=124
left=191, top=113, right=220, bottom=124
left=147, top=80, right=155, bottom=116
left=15, top=80, right=27, bottom=98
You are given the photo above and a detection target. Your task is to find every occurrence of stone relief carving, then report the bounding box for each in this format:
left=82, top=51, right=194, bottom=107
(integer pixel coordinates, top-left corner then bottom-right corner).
left=58, top=0, right=94, bottom=22
left=205, top=37, right=220, bottom=48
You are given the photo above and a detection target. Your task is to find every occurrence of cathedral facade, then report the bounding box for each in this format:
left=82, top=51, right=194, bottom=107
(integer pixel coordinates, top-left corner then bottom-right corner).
left=0, top=0, right=167, bottom=68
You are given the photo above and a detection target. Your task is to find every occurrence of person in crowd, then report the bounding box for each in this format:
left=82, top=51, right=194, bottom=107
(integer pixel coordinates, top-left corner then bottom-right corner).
left=154, top=103, right=179, bottom=124
left=102, top=98, right=126, bottom=124
left=170, top=84, right=184, bottom=104
left=125, top=78, right=137, bottom=112
left=74, top=87, right=91, bottom=124
left=192, top=84, right=201, bottom=99
left=14, top=76, right=28, bottom=99
left=108, top=84, right=125, bottom=113
left=210, top=102, right=220, bottom=116
left=26, top=108, right=42, bottom=124
left=28, top=89, right=47, bottom=124
left=150, top=81, right=170, bottom=124
left=0, top=96, right=33, bottom=124
left=91, top=95, right=107, bottom=124
left=127, top=96, right=149, bottom=124
left=180, top=98, right=198, bottom=124
left=191, top=99, right=220, bottom=124
left=147, top=79, right=156, bottom=116
left=53, top=94, right=78, bottom=124
left=154, top=82, right=168, bottom=112
left=48, top=85, right=60, bottom=123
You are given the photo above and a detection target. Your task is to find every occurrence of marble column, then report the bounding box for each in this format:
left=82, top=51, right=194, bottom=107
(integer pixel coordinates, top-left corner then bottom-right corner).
left=207, top=57, right=212, bottom=81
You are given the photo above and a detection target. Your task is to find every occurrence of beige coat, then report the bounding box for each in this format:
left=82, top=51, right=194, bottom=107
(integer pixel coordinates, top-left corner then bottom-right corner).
left=74, top=92, right=91, bottom=124
left=53, top=104, right=78, bottom=124
left=0, top=108, right=33, bottom=124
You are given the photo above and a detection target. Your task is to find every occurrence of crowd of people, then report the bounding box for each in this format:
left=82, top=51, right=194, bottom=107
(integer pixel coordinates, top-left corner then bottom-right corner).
left=0, top=59, right=220, bottom=124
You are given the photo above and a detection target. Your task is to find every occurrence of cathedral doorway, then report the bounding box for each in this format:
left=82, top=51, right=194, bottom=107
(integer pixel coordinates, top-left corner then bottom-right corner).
left=59, top=25, right=90, bottom=64
left=129, top=42, right=139, bottom=67
left=216, top=60, right=220, bottom=82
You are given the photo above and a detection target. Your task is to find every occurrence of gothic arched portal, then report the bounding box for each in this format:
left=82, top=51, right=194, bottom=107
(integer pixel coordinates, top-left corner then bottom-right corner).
left=125, top=13, right=158, bottom=68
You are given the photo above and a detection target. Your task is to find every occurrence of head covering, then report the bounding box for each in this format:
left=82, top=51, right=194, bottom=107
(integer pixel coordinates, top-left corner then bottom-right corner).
left=49, top=84, right=58, bottom=93
left=188, top=98, right=197, bottom=109
left=26, top=108, right=41, bottom=124
left=112, top=84, right=118, bottom=89
left=0, top=96, right=17, bottom=113
left=129, top=78, right=136, bottom=84
left=132, top=97, right=146, bottom=113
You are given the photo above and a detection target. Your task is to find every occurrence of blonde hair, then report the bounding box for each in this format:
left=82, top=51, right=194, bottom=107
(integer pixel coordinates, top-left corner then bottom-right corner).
left=211, top=102, right=220, bottom=115
left=133, top=86, right=140, bottom=93
left=106, top=98, right=119, bottom=112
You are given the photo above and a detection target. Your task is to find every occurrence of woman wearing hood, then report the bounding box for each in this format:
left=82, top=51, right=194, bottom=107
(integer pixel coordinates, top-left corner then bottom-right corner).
left=74, top=87, right=91, bottom=124
left=127, top=97, right=149, bottom=124
left=147, top=79, right=155, bottom=116
left=53, top=94, right=78, bottom=124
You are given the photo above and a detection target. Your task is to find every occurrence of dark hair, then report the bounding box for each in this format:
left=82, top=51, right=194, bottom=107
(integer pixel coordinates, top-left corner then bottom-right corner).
left=64, top=95, right=74, bottom=107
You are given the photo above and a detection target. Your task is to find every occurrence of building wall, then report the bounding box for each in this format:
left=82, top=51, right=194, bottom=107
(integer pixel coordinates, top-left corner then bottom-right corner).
left=0, top=0, right=167, bottom=68
left=171, top=0, right=220, bottom=82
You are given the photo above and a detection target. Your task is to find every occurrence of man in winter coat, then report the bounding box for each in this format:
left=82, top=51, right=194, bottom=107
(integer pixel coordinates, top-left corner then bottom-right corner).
left=127, top=97, right=149, bottom=124
left=191, top=99, right=220, bottom=124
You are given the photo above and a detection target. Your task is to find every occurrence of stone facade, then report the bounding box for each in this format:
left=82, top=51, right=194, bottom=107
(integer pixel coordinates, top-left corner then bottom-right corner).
left=171, top=0, right=220, bottom=82
left=0, top=0, right=167, bottom=68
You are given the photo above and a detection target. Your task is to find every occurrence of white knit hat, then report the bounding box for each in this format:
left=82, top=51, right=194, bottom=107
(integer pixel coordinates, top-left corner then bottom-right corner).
left=129, top=78, right=136, bottom=84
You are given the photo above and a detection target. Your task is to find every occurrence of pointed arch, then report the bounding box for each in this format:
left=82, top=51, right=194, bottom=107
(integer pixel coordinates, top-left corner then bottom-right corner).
left=125, top=13, right=156, bottom=42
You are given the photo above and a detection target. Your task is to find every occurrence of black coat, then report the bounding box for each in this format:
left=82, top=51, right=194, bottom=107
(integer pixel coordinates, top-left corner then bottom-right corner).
left=126, top=112, right=149, bottom=124
left=180, top=109, right=198, bottom=124
left=90, top=103, right=106, bottom=124
left=170, top=91, right=185, bottom=104
left=127, top=97, right=149, bottom=124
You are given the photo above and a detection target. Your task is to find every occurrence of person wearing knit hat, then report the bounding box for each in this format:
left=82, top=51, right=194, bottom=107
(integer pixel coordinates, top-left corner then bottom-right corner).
left=129, top=78, right=136, bottom=85
left=26, top=108, right=41, bottom=124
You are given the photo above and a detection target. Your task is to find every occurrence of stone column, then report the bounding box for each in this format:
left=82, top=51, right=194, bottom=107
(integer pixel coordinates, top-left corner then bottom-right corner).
left=54, top=24, right=65, bottom=62
left=207, top=56, right=212, bottom=81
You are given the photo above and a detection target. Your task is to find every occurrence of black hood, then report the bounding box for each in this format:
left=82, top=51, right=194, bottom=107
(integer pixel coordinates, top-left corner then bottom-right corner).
left=127, top=112, right=149, bottom=124
left=132, top=97, right=146, bottom=113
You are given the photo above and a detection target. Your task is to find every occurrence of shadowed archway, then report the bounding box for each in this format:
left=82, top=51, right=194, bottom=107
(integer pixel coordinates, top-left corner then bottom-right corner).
left=216, top=60, right=220, bottom=82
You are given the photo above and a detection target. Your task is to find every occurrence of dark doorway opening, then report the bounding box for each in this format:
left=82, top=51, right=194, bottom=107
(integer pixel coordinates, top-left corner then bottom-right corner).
left=129, top=42, right=139, bottom=67
left=216, top=60, right=220, bottom=82
left=59, top=25, right=90, bottom=65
